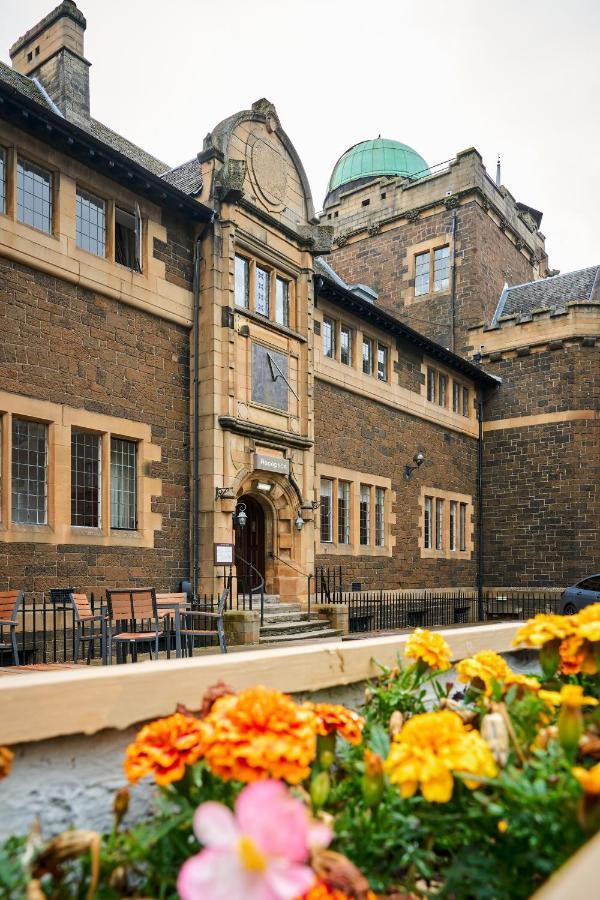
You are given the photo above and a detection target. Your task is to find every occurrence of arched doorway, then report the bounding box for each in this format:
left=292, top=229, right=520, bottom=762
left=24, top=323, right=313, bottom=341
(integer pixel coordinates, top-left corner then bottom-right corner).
left=234, top=494, right=267, bottom=590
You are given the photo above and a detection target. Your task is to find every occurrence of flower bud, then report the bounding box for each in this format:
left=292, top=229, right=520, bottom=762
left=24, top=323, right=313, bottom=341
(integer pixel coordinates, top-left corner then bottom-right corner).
left=539, top=639, right=560, bottom=679
left=113, top=786, right=130, bottom=828
left=481, top=712, right=509, bottom=767
left=559, top=705, right=583, bottom=759
left=361, top=749, right=384, bottom=808
left=310, top=771, right=331, bottom=811
left=317, top=732, right=336, bottom=768
left=389, top=710, right=404, bottom=738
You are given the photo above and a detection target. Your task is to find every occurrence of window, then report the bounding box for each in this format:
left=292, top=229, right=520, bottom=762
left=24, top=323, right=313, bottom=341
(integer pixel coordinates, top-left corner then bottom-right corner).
left=424, top=496, right=432, bottom=550
left=435, top=498, right=444, bottom=550
left=320, top=478, right=333, bottom=542
left=11, top=418, right=48, bottom=525
left=449, top=500, right=457, bottom=551
left=235, top=255, right=249, bottom=308
left=459, top=502, right=467, bottom=551
left=110, top=438, right=137, bottom=530
left=438, top=373, right=447, bottom=407
left=115, top=206, right=140, bottom=270
left=275, top=277, right=289, bottom=326
left=337, top=480, right=350, bottom=544
left=76, top=188, right=106, bottom=257
left=462, top=387, right=470, bottom=417
left=17, top=157, right=52, bottom=233
left=360, top=484, right=370, bottom=545
left=323, top=317, right=335, bottom=359
left=340, top=325, right=352, bottom=366
left=71, top=430, right=101, bottom=527
left=375, top=487, right=385, bottom=547
left=453, top=380, right=460, bottom=413
left=414, top=251, right=430, bottom=296
left=255, top=266, right=270, bottom=317
left=427, top=367, right=436, bottom=403
left=377, top=344, right=388, bottom=382
left=362, top=337, right=373, bottom=375
left=433, top=245, right=450, bottom=293
left=0, top=148, right=5, bottom=215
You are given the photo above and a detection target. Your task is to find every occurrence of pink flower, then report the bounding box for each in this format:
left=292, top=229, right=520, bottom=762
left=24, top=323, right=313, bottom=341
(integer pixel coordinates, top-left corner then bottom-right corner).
left=177, top=780, right=331, bottom=900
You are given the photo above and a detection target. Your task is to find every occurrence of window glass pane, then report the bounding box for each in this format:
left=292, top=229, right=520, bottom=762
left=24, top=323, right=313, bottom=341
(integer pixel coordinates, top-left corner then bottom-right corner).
left=323, top=317, right=335, bottom=358
left=362, top=338, right=373, bottom=375
left=377, top=344, right=388, bottom=382
left=235, top=255, right=249, bottom=308
left=462, top=387, right=470, bottom=417
left=427, top=367, right=436, bottom=403
left=255, top=266, right=270, bottom=316
left=415, top=251, right=430, bottom=296
left=340, top=325, right=352, bottom=365
left=275, top=277, right=289, bottom=326
left=449, top=501, right=457, bottom=551
left=375, top=486, right=385, bottom=546
left=433, top=245, right=450, bottom=293
left=435, top=498, right=444, bottom=550
left=71, top=430, right=101, bottom=527
left=424, top=496, right=432, bottom=549
left=320, top=478, right=333, bottom=542
left=360, top=484, right=370, bottom=545
left=110, top=438, right=137, bottom=529
left=337, top=480, right=350, bottom=544
left=11, top=418, right=48, bottom=524
left=459, top=502, right=467, bottom=551
left=115, top=207, right=137, bottom=269
left=76, top=188, right=106, bottom=257
left=17, top=158, right=52, bottom=233
left=0, top=148, right=5, bottom=215
left=439, top=374, right=447, bottom=407
left=453, top=380, right=460, bottom=413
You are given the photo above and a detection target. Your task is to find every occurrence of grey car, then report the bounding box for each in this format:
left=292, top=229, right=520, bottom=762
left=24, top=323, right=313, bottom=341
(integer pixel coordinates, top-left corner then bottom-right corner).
left=559, top=575, right=600, bottom=615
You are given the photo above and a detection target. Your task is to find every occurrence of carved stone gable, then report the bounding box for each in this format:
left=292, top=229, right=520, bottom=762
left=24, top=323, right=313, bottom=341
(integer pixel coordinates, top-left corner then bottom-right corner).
left=246, top=129, right=287, bottom=212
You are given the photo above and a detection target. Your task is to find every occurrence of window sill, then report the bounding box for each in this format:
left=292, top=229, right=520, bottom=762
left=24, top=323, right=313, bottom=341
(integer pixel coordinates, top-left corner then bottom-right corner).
left=318, top=541, right=392, bottom=558
left=235, top=305, right=307, bottom=343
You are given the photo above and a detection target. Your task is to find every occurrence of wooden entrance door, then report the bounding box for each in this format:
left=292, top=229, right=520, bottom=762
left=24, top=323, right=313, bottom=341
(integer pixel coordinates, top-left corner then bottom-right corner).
left=234, top=495, right=266, bottom=590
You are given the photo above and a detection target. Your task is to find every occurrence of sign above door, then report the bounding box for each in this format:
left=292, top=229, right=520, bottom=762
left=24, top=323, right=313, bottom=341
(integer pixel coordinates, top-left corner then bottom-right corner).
left=253, top=453, right=290, bottom=476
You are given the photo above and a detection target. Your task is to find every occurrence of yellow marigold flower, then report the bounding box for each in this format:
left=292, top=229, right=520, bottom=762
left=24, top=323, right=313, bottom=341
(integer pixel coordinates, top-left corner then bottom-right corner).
left=538, top=684, right=599, bottom=709
left=124, top=713, right=208, bottom=786
left=384, top=710, right=497, bottom=804
left=304, top=702, right=365, bottom=745
left=572, top=603, right=600, bottom=625
left=513, top=613, right=574, bottom=648
left=573, top=762, right=600, bottom=795
left=456, top=650, right=539, bottom=695
left=0, top=746, right=14, bottom=780
left=497, top=819, right=509, bottom=833
left=405, top=628, right=451, bottom=671
left=202, top=686, right=317, bottom=784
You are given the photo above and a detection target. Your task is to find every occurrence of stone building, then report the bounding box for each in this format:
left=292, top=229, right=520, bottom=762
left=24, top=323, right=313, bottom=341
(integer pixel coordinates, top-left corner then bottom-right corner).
left=0, top=0, right=597, bottom=610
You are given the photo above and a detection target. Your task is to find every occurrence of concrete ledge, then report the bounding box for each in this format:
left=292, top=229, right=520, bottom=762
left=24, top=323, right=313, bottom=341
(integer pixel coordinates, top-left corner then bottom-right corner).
left=1, top=622, right=522, bottom=747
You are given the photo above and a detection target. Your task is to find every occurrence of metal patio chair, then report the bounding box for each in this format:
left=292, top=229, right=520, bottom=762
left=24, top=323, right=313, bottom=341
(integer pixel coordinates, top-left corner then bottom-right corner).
left=180, top=587, right=229, bottom=655
left=67, top=592, right=107, bottom=665
left=0, top=591, right=24, bottom=666
left=105, top=588, right=161, bottom=663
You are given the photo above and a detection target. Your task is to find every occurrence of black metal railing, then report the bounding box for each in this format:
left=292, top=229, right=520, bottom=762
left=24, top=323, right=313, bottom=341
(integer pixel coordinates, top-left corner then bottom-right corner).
left=313, top=565, right=344, bottom=603
left=234, top=555, right=265, bottom=625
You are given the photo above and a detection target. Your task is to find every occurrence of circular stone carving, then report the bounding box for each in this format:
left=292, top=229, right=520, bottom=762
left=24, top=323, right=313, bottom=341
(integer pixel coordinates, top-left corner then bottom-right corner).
left=237, top=402, right=249, bottom=419
left=247, top=130, right=287, bottom=211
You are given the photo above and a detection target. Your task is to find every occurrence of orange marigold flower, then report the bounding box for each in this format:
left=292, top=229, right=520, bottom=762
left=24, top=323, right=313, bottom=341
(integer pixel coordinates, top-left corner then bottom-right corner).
left=0, top=746, right=14, bottom=780
left=203, top=686, right=317, bottom=784
left=573, top=762, right=600, bottom=795
left=302, top=882, right=377, bottom=900
left=124, top=713, right=207, bottom=786
left=405, top=628, right=451, bottom=671
left=559, top=634, right=587, bottom=675
left=456, top=650, right=539, bottom=695
left=304, top=702, right=365, bottom=745
left=513, top=614, right=574, bottom=648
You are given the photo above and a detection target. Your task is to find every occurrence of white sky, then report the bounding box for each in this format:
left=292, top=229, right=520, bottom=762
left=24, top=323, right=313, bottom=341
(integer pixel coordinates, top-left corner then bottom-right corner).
left=2, top=0, right=599, bottom=273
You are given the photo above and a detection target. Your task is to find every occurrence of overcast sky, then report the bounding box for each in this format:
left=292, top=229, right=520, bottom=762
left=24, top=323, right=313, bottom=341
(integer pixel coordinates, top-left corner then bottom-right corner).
left=2, top=0, right=599, bottom=273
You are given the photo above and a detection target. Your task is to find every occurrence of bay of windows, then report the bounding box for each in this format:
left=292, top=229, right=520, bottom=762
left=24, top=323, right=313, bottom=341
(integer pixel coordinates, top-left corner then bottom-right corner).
left=318, top=475, right=388, bottom=550
left=234, top=253, right=293, bottom=328
left=423, top=491, right=470, bottom=557
left=427, top=365, right=471, bottom=417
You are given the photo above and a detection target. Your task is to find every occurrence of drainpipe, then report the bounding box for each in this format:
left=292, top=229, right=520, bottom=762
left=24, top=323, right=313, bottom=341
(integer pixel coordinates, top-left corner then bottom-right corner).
left=450, top=209, right=457, bottom=353
left=191, top=237, right=202, bottom=601
left=477, top=392, right=484, bottom=618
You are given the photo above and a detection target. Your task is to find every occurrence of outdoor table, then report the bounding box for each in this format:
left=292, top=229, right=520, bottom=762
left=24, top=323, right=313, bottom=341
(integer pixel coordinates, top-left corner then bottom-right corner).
left=157, top=600, right=184, bottom=658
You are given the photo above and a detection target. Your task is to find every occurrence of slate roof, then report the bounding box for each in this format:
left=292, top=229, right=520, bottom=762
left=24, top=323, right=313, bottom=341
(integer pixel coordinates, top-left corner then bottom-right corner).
left=493, top=265, right=600, bottom=323
left=160, top=157, right=203, bottom=194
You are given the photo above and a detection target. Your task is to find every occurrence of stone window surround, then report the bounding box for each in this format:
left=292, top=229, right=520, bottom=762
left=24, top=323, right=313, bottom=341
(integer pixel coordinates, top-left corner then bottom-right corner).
left=421, top=357, right=473, bottom=420
left=418, top=486, right=474, bottom=560
left=233, top=246, right=296, bottom=331
left=318, top=312, right=392, bottom=384
left=0, top=390, right=161, bottom=548
left=316, top=464, right=395, bottom=558
left=405, top=235, right=454, bottom=304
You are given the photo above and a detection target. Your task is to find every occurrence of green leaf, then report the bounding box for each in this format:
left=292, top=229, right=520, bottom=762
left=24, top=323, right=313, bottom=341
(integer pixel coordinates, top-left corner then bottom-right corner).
left=369, top=723, right=391, bottom=758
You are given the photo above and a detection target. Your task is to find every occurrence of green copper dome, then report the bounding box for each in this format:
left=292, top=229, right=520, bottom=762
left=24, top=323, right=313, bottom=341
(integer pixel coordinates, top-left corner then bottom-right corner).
left=328, top=138, right=429, bottom=192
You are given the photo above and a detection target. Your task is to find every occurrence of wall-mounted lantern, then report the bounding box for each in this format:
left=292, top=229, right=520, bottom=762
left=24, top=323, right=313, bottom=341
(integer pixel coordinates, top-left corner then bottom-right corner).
left=404, top=451, right=426, bottom=481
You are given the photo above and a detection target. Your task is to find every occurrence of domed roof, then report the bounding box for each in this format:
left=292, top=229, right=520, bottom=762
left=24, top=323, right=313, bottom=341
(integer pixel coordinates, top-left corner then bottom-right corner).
left=328, top=138, right=429, bottom=192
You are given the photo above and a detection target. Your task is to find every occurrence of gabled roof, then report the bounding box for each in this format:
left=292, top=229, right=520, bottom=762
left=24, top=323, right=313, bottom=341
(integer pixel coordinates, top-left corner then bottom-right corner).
left=492, top=265, right=600, bottom=323
left=161, top=157, right=203, bottom=195
left=315, top=258, right=498, bottom=387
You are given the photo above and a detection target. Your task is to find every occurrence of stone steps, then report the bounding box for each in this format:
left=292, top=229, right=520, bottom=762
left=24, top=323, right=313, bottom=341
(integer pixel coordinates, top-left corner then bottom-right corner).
left=259, top=627, right=342, bottom=645
left=254, top=593, right=341, bottom=645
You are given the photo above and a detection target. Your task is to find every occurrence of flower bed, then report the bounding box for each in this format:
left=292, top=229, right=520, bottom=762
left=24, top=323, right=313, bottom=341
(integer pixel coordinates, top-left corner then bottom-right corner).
left=2, top=608, right=600, bottom=898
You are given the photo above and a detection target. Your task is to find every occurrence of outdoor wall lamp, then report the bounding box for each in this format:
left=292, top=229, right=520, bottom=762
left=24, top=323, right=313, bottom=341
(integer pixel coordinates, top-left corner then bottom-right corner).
left=233, top=502, right=247, bottom=528
left=216, top=486, right=235, bottom=500
left=404, top=451, right=426, bottom=481
left=294, top=512, right=305, bottom=531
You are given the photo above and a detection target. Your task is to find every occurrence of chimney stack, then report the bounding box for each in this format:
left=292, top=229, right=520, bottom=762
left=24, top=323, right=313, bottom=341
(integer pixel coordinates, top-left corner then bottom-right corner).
left=9, top=1, right=90, bottom=125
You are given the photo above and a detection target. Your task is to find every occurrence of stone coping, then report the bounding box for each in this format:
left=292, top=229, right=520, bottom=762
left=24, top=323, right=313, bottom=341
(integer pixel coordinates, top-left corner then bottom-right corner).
left=1, top=623, right=522, bottom=747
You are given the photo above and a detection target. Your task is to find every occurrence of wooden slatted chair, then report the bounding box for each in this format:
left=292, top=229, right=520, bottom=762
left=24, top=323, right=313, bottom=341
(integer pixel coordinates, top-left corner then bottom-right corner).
left=0, top=591, right=24, bottom=666
left=180, top=587, right=228, bottom=655
left=68, top=592, right=107, bottom=665
left=105, top=588, right=161, bottom=663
